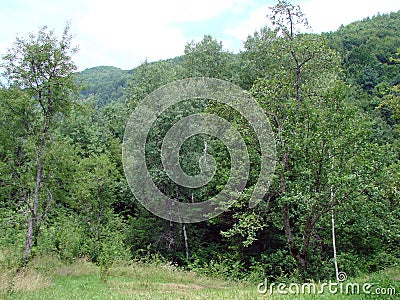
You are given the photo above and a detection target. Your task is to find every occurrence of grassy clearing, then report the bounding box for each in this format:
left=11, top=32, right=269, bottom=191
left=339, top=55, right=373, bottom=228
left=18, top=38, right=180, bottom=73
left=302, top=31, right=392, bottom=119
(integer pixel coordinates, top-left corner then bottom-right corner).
left=0, top=254, right=398, bottom=299
left=0, top=255, right=263, bottom=300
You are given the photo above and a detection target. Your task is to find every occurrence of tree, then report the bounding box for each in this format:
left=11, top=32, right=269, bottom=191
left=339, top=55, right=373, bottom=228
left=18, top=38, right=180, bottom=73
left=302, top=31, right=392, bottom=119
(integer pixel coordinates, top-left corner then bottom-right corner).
left=1, top=24, right=78, bottom=261
left=249, top=0, right=341, bottom=270
left=223, top=1, right=387, bottom=277
left=183, top=35, right=236, bottom=80
left=125, top=59, right=184, bottom=110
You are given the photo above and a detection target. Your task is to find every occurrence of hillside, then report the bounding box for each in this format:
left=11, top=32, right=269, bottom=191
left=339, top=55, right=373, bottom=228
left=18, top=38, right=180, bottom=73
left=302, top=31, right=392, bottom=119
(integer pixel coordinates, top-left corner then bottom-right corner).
left=76, top=11, right=400, bottom=109
left=74, top=56, right=184, bottom=108
left=74, top=66, right=131, bottom=107
left=325, top=10, right=400, bottom=93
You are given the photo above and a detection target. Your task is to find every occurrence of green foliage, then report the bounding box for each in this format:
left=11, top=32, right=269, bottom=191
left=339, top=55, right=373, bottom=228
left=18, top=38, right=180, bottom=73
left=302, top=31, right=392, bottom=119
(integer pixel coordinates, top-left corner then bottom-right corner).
left=1, top=24, right=78, bottom=115
left=37, top=211, right=88, bottom=261
left=74, top=66, right=130, bottom=108
left=188, top=252, right=245, bottom=281
left=326, top=10, right=400, bottom=86
left=1, top=1, right=399, bottom=285
left=96, top=220, right=131, bottom=282
left=184, top=35, right=237, bottom=80
left=125, top=59, right=185, bottom=109
left=0, top=24, right=79, bottom=262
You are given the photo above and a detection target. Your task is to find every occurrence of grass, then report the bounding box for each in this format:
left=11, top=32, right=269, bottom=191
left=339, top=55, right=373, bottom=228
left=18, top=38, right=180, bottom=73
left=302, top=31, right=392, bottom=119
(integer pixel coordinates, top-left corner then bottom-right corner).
left=0, top=254, right=398, bottom=299
left=0, top=255, right=263, bottom=300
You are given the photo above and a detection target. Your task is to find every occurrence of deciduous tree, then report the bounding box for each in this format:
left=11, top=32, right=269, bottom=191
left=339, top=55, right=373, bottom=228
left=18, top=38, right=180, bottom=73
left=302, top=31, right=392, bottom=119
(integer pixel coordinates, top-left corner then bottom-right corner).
left=1, top=24, right=78, bottom=261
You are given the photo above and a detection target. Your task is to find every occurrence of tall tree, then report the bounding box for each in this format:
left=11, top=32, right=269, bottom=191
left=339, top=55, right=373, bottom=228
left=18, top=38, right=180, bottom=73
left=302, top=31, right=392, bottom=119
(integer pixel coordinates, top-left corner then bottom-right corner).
left=249, top=0, right=341, bottom=270
left=1, top=24, right=78, bottom=261
left=224, top=1, right=386, bottom=276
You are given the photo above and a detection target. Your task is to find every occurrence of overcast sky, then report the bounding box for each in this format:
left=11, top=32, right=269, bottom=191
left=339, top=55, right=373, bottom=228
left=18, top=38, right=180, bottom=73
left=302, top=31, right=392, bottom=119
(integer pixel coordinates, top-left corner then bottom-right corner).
left=1, top=0, right=399, bottom=71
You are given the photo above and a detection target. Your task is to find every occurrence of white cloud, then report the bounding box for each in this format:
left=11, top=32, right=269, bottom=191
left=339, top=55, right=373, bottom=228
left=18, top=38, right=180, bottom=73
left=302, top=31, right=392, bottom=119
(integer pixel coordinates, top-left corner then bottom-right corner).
left=225, top=0, right=400, bottom=52
left=300, top=0, right=400, bottom=33
left=1, top=0, right=251, bottom=70
left=225, top=4, right=272, bottom=46
left=74, top=0, right=251, bottom=69
left=1, top=0, right=400, bottom=70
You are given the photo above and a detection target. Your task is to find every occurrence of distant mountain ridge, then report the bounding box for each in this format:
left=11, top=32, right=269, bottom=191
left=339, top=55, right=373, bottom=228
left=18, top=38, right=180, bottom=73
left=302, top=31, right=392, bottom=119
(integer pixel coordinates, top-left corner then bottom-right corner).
left=74, top=66, right=132, bottom=107
left=75, top=11, right=400, bottom=108
left=325, top=10, right=400, bottom=91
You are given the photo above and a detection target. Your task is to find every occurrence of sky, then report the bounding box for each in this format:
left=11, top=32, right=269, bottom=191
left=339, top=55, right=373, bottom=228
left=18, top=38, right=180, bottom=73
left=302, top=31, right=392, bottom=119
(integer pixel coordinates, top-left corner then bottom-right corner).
left=1, top=0, right=400, bottom=71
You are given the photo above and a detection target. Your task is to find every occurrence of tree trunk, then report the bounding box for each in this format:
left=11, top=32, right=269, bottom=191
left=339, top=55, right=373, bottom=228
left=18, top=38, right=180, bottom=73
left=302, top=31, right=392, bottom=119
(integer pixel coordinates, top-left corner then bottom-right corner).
left=283, top=204, right=307, bottom=269
left=329, top=153, right=339, bottom=281
left=23, top=213, right=35, bottom=261
left=182, top=223, right=189, bottom=261
left=23, top=152, right=42, bottom=261
left=332, top=207, right=339, bottom=281
left=23, top=122, right=47, bottom=261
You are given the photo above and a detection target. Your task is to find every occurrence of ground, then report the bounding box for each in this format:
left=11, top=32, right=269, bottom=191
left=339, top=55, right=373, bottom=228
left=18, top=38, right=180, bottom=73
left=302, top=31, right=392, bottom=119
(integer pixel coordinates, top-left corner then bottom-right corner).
left=0, top=254, right=398, bottom=299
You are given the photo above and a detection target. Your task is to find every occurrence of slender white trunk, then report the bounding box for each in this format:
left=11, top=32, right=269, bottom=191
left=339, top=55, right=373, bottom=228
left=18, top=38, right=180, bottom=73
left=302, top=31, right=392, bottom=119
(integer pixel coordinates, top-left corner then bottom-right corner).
left=182, top=223, right=189, bottom=260
left=181, top=193, right=194, bottom=261
left=332, top=206, right=339, bottom=281
left=330, top=152, right=339, bottom=281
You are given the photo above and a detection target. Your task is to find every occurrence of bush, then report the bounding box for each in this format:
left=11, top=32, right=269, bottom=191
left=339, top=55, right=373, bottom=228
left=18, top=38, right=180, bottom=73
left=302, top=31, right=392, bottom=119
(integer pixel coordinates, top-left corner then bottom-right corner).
left=188, top=253, right=245, bottom=281
left=95, top=219, right=131, bottom=282
left=37, top=214, right=89, bottom=261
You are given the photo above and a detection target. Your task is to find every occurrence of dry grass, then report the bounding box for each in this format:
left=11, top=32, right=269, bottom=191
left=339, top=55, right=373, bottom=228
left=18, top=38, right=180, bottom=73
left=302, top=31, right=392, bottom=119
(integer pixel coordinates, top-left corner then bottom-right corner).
left=0, top=249, right=53, bottom=294
left=0, top=271, right=9, bottom=292
left=11, top=268, right=52, bottom=293
left=0, top=267, right=51, bottom=293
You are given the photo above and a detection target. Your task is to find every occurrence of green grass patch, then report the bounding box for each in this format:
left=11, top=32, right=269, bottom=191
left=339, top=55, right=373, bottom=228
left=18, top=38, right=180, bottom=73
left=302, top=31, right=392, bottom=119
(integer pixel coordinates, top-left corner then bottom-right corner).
left=0, top=255, right=398, bottom=299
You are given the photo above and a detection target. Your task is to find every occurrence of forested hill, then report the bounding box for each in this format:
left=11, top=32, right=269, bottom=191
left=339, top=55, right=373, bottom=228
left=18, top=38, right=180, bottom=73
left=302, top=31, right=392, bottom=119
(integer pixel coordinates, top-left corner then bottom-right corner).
left=75, top=11, right=400, bottom=109
left=325, top=10, right=400, bottom=94
left=74, top=66, right=131, bottom=107
left=74, top=56, right=184, bottom=108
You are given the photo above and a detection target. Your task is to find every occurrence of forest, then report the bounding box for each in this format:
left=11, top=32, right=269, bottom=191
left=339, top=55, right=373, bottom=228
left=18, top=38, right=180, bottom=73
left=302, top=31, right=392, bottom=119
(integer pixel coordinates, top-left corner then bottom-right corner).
left=0, top=1, right=399, bottom=298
